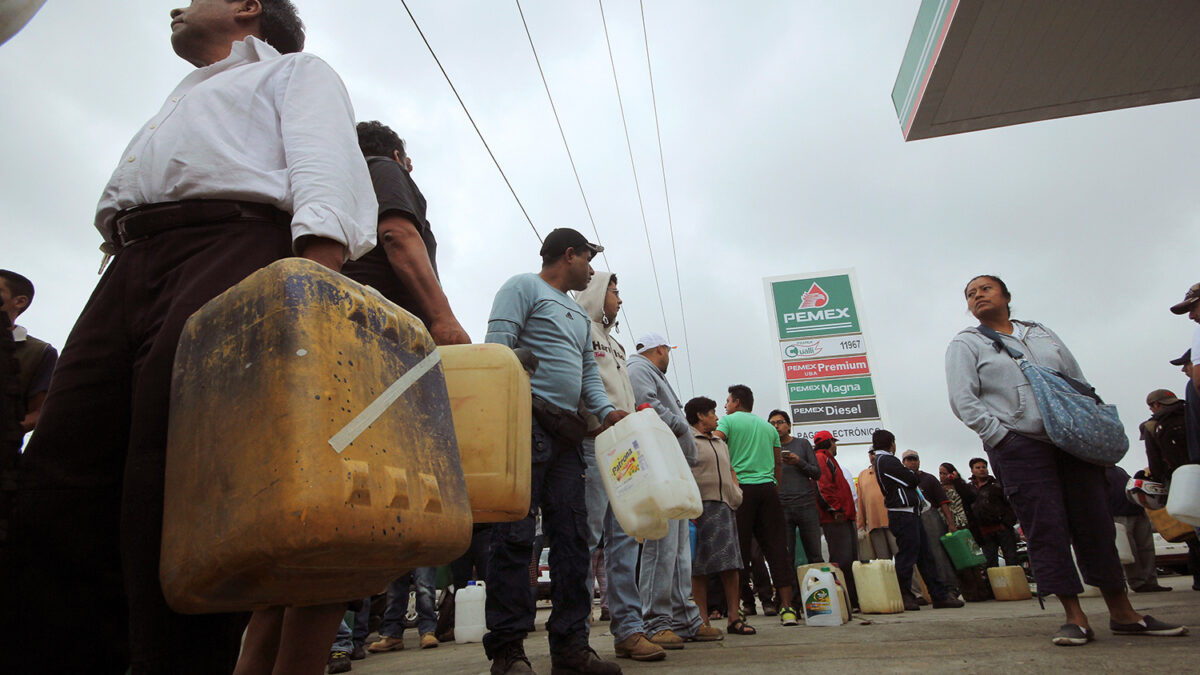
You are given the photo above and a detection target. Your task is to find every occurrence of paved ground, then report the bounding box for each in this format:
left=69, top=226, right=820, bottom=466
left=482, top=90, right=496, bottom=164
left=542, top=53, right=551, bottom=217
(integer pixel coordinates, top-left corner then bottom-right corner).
left=339, top=575, right=1198, bottom=674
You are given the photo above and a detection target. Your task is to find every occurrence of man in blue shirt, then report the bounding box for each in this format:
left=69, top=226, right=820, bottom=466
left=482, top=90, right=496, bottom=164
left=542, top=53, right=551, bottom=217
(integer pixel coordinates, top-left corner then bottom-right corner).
left=483, top=228, right=627, bottom=675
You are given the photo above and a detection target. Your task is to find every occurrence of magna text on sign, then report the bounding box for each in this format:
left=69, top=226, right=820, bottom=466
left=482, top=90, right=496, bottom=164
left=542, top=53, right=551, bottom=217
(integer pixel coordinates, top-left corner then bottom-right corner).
left=788, top=376, right=875, bottom=402
left=784, top=355, right=870, bottom=381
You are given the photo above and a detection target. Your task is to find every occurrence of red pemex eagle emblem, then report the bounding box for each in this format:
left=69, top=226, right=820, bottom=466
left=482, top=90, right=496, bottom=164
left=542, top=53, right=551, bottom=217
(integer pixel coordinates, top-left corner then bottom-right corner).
left=798, top=283, right=828, bottom=309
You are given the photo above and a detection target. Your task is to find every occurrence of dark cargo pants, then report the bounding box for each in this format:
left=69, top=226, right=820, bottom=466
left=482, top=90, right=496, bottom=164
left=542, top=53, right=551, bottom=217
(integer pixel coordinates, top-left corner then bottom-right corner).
left=3, top=220, right=290, bottom=673
left=889, top=510, right=948, bottom=600
left=484, top=419, right=590, bottom=659
left=985, top=432, right=1124, bottom=595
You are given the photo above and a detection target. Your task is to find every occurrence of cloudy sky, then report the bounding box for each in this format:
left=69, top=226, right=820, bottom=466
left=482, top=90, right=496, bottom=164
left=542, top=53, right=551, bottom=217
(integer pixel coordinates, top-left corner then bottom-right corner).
left=3, top=1, right=1197, bottom=477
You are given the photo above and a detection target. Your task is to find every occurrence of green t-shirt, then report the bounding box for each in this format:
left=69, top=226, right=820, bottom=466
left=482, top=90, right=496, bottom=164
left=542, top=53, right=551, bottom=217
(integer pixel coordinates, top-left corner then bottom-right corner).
left=716, top=411, right=780, bottom=485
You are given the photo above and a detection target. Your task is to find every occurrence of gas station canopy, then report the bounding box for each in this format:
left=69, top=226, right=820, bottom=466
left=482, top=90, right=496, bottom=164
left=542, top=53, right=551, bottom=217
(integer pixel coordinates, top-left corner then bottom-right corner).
left=892, top=0, right=1200, bottom=141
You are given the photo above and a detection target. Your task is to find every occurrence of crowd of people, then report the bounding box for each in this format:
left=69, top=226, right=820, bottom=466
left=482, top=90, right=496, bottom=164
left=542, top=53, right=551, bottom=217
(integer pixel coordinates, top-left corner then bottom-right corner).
left=0, top=2, right=1195, bottom=675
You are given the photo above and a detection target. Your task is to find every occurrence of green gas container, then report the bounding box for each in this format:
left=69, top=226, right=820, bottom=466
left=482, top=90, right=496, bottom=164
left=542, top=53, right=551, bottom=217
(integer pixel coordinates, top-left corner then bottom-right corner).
left=940, top=529, right=986, bottom=570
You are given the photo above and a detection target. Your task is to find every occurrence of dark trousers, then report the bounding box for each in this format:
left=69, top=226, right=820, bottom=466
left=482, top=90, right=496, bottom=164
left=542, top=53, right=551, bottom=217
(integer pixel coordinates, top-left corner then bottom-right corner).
left=820, top=520, right=860, bottom=606
left=977, top=526, right=1019, bottom=569
left=889, top=510, right=948, bottom=600
left=986, top=433, right=1125, bottom=595
left=450, top=525, right=493, bottom=589
left=3, top=220, right=290, bottom=673
left=484, top=420, right=589, bottom=659
left=739, top=539, right=774, bottom=609
left=919, top=508, right=960, bottom=595
left=735, top=483, right=794, bottom=604
left=783, top=500, right=824, bottom=587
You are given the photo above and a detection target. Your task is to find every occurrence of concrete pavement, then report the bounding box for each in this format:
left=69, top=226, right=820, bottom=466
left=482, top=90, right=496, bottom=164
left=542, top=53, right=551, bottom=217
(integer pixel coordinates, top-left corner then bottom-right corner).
left=339, top=575, right=1198, bottom=674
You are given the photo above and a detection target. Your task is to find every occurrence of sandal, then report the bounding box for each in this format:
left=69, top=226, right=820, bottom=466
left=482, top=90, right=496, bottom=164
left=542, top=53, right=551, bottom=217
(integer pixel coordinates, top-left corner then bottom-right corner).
left=727, top=619, right=757, bottom=635
left=708, top=609, right=725, bottom=621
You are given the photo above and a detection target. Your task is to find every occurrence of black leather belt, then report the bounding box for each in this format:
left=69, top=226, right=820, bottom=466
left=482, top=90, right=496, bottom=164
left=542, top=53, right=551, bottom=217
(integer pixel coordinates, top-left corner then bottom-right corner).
left=113, top=199, right=289, bottom=247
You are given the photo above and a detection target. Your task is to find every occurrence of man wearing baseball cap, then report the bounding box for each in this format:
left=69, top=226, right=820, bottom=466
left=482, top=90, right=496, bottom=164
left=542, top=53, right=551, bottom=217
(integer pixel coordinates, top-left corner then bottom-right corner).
left=627, top=332, right=722, bottom=647
left=1171, top=283, right=1200, bottom=466
left=483, top=227, right=626, bottom=674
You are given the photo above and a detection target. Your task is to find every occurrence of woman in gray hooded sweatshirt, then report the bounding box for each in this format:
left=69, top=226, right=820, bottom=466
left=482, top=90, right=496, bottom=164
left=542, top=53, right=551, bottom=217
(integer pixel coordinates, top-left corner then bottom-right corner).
left=945, top=275, right=1186, bottom=646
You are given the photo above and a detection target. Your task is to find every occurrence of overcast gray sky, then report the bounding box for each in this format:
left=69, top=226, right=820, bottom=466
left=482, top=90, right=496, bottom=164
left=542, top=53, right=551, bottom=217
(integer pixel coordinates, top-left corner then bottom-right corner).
left=3, top=1, right=1197, bottom=477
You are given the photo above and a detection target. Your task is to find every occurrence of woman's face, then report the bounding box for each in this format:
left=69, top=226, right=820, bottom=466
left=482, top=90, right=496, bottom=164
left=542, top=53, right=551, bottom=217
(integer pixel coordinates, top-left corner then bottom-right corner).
left=939, top=466, right=955, bottom=483
left=965, top=276, right=1009, bottom=320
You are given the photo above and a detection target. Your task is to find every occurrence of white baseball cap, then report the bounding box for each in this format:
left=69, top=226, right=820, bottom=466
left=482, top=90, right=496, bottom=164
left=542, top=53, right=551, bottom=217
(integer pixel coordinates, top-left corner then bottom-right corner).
left=635, top=332, right=676, bottom=354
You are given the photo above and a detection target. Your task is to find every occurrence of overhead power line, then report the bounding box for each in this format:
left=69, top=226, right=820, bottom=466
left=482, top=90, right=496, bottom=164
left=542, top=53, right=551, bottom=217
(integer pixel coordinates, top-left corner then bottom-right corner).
left=639, top=0, right=696, bottom=395
left=597, top=0, right=681, bottom=394
left=399, top=0, right=542, bottom=243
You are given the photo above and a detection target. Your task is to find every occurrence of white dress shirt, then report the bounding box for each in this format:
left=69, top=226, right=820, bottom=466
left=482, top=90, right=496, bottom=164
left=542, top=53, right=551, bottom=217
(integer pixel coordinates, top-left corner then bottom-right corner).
left=95, top=37, right=377, bottom=260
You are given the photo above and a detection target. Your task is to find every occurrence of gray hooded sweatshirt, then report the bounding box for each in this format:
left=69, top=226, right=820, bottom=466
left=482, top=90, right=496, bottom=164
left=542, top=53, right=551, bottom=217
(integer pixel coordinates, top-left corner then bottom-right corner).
left=945, top=320, right=1087, bottom=449
left=573, top=271, right=636, bottom=432
left=628, top=352, right=698, bottom=466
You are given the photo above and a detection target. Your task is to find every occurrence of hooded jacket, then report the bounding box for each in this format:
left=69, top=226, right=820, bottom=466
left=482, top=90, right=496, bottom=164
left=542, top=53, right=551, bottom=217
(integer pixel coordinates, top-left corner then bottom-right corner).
left=574, top=271, right=636, bottom=432
left=628, top=353, right=698, bottom=466
left=945, top=320, right=1087, bottom=449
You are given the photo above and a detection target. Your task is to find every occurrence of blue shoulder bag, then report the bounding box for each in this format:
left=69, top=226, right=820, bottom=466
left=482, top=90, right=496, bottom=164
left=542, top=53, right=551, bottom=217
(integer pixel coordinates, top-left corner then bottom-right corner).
left=977, top=324, right=1128, bottom=466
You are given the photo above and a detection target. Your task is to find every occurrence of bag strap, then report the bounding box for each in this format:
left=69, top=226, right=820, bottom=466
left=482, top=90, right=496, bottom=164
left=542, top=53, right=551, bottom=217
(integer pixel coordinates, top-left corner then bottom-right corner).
left=975, top=324, right=1025, bottom=360
left=977, top=324, right=1104, bottom=405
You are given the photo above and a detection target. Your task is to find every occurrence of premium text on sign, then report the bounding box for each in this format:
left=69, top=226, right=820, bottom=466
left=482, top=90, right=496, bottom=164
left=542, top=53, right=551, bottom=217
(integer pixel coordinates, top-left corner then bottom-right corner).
left=783, top=355, right=870, bottom=381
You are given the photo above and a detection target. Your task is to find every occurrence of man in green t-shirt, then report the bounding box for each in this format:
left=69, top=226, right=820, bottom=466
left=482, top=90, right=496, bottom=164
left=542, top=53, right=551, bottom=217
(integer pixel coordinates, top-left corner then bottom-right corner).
left=713, top=385, right=797, bottom=626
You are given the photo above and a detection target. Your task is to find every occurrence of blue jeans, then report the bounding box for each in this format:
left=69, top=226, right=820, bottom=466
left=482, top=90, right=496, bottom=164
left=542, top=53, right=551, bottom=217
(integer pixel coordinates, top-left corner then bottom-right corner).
left=603, top=502, right=644, bottom=644
left=380, top=567, right=438, bottom=637
left=639, top=518, right=702, bottom=638
left=582, top=438, right=609, bottom=551
left=484, top=420, right=590, bottom=659
left=331, top=599, right=372, bottom=652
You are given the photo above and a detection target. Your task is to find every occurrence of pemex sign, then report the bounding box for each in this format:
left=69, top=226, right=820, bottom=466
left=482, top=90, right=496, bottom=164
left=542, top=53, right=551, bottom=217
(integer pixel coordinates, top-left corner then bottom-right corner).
left=764, top=270, right=882, bottom=445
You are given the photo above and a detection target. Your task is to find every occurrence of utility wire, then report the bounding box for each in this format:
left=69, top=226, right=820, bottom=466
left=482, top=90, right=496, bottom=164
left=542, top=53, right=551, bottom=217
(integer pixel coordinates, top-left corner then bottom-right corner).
left=639, top=0, right=695, bottom=395
left=514, top=0, right=636, bottom=336
left=598, top=0, right=680, bottom=393
left=399, top=0, right=542, bottom=243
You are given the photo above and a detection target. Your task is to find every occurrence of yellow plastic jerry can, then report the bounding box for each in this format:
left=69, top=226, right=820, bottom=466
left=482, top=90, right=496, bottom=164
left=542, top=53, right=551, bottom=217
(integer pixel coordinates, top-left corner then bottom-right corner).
left=161, top=259, right=472, bottom=613
left=439, top=344, right=531, bottom=523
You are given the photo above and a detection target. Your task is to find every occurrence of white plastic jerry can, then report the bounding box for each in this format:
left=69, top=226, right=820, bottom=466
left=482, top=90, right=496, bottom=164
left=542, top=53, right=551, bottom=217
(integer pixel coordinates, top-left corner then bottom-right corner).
left=454, top=581, right=487, bottom=643
left=595, top=408, right=703, bottom=541
left=801, top=567, right=845, bottom=626
left=1166, top=464, right=1200, bottom=527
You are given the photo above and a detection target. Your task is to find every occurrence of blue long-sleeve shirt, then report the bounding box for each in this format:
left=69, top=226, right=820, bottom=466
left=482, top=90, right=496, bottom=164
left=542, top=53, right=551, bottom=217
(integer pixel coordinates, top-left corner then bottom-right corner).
left=485, top=273, right=613, bottom=420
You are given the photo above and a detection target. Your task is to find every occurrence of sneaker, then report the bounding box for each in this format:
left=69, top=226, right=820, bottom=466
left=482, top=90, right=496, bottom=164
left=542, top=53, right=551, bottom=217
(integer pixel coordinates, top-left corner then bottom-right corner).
left=741, top=603, right=758, bottom=616
left=1109, top=615, right=1189, bottom=637
left=902, top=596, right=920, bottom=612
left=491, top=641, right=534, bottom=675
left=647, top=629, right=684, bottom=650
left=327, top=650, right=352, bottom=674
left=613, top=633, right=666, bottom=661
left=1052, top=624, right=1094, bottom=646
left=932, top=596, right=965, bottom=609
left=550, top=646, right=622, bottom=674
left=420, top=632, right=439, bottom=649
left=1132, top=584, right=1173, bottom=593
left=367, top=635, right=404, bottom=653
left=689, top=624, right=724, bottom=641
left=349, top=643, right=367, bottom=660
left=778, top=607, right=799, bottom=626
left=915, top=595, right=929, bottom=605
left=762, top=604, right=778, bottom=617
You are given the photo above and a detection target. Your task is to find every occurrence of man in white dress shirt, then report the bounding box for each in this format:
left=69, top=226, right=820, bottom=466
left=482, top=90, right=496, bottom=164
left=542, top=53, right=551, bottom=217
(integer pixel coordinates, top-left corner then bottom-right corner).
left=2, top=2, right=376, bottom=673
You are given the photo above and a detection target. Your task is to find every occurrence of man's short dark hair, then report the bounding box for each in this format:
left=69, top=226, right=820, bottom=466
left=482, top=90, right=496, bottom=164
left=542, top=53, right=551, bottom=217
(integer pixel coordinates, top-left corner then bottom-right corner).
left=969, top=457, right=988, bottom=469
left=728, top=384, right=754, bottom=412
left=684, top=396, right=716, bottom=426
left=767, top=409, right=789, bottom=424
left=0, top=270, right=34, bottom=306
left=259, top=0, right=305, bottom=54
left=871, top=429, right=895, bottom=450
left=357, top=121, right=406, bottom=161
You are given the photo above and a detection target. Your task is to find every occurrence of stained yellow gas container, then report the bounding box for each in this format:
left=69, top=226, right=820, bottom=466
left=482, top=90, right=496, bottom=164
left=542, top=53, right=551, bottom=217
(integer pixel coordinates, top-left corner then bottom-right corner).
left=439, top=344, right=531, bottom=523
left=987, top=566, right=1032, bottom=601
left=161, top=259, right=472, bottom=614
